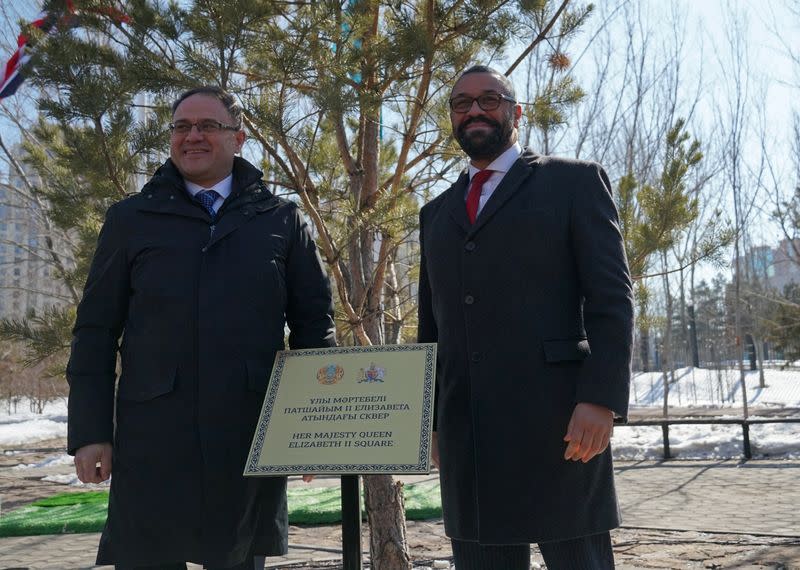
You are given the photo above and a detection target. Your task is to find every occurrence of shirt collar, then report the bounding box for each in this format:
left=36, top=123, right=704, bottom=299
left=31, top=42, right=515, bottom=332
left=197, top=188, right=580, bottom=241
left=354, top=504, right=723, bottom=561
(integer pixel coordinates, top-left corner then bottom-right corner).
left=184, top=174, right=234, bottom=199
left=468, top=142, right=523, bottom=179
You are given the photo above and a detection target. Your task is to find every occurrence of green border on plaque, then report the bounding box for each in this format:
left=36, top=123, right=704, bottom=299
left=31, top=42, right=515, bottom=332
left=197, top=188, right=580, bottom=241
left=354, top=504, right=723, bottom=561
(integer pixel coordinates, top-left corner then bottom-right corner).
left=244, top=344, right=436, bottom=476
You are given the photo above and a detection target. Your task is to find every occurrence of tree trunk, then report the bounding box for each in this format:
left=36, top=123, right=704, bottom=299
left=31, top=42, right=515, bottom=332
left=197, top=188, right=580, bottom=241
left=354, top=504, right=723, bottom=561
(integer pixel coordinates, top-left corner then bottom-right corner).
left=384, top=252, right=403, bottom=345
left=352, top=233, right=409, bottom=570
left=745, top=334, right=757, bottom=371
left=661, top=252, right=674, bottom=417
left=678, top=266, right=689, bottom=367
left=639, top=326, right=650, bottom=372
left=754, top=335, right=766, bottom=388
left=687, top=304, right=700, bottom=368
left=734, top=247, right=750, bottom=418
left=363, top=475, right=411, bottom=570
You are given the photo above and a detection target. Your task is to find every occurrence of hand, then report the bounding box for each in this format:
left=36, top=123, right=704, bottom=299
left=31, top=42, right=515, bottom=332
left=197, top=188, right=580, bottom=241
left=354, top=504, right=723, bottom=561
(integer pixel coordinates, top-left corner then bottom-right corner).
left=74, top=442, right=113, bottom=483
left=563, top=403, right=613, bottom=463
left=430, top=431, right=440, bottom=469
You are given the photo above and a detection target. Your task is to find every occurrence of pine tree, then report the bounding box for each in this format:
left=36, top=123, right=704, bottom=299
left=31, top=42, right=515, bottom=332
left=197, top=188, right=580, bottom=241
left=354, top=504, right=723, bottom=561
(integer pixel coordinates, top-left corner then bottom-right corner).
left=0, top=1, right=583, bottom=566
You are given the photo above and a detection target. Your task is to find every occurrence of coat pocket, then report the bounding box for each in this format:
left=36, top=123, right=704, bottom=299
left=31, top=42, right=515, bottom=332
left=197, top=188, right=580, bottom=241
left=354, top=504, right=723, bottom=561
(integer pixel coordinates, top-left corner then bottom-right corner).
left=542, top=338, right=591, bottom=362
left=247, top=359, right=271, bottom=393
left=118, top=360, right=178, bottom=402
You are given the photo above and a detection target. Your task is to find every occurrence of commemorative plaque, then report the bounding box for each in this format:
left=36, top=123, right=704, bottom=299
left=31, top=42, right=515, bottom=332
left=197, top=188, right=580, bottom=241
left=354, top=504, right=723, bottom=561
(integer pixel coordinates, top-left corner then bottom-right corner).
left=244, top=343, right=436, bottom=476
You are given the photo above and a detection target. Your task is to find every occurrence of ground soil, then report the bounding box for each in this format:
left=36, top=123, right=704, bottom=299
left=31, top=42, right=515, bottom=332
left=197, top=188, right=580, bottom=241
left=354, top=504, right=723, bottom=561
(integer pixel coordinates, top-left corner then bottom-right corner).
left=3, top=435, right=799, bottom=569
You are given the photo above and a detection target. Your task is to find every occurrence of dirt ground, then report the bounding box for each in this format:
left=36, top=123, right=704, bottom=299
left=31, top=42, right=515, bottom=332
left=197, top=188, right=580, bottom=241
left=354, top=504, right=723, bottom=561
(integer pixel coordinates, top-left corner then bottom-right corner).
left=283, top=521, right=800, bottom=569
left=2, top=438, right=799, bottom=569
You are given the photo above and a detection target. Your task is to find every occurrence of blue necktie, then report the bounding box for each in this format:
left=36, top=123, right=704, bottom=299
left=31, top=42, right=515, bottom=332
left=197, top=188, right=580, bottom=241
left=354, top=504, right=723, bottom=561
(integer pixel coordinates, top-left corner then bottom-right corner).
left=196, top=189, right=220, bottom=218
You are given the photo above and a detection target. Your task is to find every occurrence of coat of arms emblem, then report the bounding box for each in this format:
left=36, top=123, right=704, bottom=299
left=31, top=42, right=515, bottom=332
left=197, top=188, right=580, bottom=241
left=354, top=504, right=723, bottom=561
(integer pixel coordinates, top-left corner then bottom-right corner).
left=358, top=362, right=386, bottom=383
left=317, top=364, right=344, bottom=385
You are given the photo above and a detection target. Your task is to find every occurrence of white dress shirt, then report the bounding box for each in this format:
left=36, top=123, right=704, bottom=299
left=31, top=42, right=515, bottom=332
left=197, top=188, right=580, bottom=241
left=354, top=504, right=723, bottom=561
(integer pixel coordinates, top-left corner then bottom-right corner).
left=465, top=142, right=523, bottom=218
left=185, top=174, right=233, bottom=214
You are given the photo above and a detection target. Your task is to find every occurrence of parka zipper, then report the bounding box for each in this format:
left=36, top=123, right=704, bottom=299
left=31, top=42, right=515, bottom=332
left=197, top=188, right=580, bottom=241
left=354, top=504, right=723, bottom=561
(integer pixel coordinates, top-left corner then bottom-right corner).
left=201, top=224, right=216, bottom=252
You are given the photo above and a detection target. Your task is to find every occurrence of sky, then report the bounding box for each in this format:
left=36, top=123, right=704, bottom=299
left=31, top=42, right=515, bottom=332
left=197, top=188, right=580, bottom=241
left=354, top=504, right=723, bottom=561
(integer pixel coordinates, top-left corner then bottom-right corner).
left=560, top=1, right=798, bottom=246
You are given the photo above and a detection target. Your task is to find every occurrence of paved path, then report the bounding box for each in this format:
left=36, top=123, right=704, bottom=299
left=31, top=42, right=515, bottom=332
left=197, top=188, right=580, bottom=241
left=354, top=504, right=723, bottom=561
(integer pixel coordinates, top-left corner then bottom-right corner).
left=1, top=460, right=798, bottom=569
left=616, top=459, right=800, bottom=537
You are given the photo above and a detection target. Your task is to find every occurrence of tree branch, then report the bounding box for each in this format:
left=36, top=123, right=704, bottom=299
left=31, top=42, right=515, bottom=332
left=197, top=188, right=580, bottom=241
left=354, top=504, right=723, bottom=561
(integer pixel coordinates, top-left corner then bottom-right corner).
left=505, top=0, right=571, bottom=77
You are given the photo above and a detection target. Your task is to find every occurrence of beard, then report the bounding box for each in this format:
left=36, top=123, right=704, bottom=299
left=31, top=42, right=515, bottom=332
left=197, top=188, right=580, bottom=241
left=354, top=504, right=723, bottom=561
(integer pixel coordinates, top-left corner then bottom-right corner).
left=455, top=112, right=514, bottom=161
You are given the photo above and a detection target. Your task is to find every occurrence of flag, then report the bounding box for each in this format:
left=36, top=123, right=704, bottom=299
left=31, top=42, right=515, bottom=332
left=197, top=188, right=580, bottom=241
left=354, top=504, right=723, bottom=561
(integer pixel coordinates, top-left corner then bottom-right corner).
left=0, top=1, right=130, bottom=101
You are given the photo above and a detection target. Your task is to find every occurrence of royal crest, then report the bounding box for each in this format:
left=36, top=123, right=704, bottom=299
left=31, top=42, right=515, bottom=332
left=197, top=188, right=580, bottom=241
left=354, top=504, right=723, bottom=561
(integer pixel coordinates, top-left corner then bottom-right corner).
left=358, top=362, right=386, bottom=383
left=317, top=363, right=344, bottom=385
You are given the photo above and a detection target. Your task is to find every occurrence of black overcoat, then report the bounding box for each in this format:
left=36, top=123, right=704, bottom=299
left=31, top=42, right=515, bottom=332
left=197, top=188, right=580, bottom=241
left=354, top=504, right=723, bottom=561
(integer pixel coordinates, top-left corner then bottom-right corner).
left=67, top=157, right=335, bottom=567
left=417, top=150, right=634, bottom=544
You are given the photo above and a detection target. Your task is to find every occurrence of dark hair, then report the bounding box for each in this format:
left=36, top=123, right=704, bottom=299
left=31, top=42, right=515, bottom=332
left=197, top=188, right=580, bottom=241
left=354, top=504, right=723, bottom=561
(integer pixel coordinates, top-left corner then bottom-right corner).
left=454, top=65, right=516, bottom=99
left=171, top=86, right=243, bottom=129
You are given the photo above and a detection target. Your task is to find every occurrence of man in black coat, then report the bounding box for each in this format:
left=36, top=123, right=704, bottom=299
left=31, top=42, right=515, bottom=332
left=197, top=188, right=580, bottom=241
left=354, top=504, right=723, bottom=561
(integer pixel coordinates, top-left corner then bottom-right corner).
left=417, top=66, right=634, bottom=569
left=67, top=86, right=335, bottom=569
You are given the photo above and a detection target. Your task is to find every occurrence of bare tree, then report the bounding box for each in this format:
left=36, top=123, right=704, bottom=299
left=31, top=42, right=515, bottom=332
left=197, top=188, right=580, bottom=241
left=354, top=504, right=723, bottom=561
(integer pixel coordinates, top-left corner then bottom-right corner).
left=715, top=6, right=762, bottom=416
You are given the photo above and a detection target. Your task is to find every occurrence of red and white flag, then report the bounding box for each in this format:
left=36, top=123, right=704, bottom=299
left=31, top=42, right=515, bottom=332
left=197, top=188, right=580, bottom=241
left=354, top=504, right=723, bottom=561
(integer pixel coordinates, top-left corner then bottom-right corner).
left=0, top=1, right=130, bottom=101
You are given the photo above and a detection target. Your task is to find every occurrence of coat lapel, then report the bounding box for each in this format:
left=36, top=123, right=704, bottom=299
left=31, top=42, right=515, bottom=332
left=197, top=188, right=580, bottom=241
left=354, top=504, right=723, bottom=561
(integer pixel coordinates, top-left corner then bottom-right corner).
left=445, top=171, right=472, bottom=233
left=470, top=150, right=539, bottom=234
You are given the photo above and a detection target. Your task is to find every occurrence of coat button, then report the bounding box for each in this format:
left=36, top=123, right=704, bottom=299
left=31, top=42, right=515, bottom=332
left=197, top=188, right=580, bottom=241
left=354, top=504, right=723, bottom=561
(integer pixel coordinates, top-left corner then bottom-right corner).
left=464, top=241, right=476, bottom=252
left=471, top=352, right=481, bottom=363
left=464, top=295, right=474, bottom=305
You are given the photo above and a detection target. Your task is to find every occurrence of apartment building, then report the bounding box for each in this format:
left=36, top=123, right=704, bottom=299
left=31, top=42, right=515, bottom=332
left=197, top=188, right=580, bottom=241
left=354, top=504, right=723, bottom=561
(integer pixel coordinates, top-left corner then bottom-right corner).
left=0, top=153, right=72, bottom=320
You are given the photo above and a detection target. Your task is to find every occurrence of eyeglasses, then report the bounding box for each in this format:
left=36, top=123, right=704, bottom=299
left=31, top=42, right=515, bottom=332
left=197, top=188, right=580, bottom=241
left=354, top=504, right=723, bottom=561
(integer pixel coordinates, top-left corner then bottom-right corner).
left=449, top=93, right=517, bottom=113
left=168, top=119, right=240, bottom=135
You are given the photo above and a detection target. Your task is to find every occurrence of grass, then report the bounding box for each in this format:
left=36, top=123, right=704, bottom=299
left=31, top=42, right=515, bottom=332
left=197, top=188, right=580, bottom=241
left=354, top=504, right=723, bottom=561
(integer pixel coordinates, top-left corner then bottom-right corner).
left=0, top=480, right=442, bottom=537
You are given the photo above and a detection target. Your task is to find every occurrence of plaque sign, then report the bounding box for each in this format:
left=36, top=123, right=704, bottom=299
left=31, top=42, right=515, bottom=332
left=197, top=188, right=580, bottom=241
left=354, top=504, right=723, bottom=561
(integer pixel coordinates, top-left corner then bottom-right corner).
left=244, top=343, right=437, bottom=476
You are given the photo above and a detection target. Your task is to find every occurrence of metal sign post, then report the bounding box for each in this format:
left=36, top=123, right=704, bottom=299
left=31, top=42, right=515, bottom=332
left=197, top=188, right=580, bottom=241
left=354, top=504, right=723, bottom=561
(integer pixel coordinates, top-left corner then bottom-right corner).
left=341, top=474, right=363, bottom=569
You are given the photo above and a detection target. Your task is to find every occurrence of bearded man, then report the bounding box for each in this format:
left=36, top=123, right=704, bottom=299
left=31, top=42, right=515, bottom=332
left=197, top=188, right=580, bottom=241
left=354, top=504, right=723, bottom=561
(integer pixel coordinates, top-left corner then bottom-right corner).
left=417, top=65, right=634, bottom=569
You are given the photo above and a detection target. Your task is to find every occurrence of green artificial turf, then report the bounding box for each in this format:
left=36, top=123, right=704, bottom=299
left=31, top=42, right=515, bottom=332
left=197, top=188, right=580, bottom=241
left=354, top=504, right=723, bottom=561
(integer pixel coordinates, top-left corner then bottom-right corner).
left=0, top=480, right=442, bottom=537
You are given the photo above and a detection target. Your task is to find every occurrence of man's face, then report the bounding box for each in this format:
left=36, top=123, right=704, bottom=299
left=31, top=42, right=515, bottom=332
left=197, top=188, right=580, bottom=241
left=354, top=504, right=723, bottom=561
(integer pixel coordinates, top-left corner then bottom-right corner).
left=170, top=94, right=245, bottom=187
left=450, top=72, right=521, bottom=162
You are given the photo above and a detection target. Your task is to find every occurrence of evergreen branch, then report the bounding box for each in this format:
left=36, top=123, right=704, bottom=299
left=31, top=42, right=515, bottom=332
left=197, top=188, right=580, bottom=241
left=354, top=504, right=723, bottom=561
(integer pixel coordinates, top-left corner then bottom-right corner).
left=636, top=242, right=730, bottom=282
left=242, top=115, right=295, bottom=183
left=0, top=136, right=80, bottom=304
left=380, top=134, right=450, bottom=194
left=0, top=285, right=75, bottom=304
left=332, top=110, right=359, bottom=186
left=505, top=0, right=571, bottom=77
left=360, top=231, right=396, bottom=328
left=436, top=0, right=514, bottom=47
left=0, top=236, right=76, bottom=274
left=0, top=305, right=74, bottom=366
left=91, top=116, right=128, bottom=199
left=299, top=109, right=324, bottom=210
left=741, top=288, right=800, bottom=311
left=241, top=118, right=368, bottom=346
left=104, top=8, right=178, bottom=67
left=387, top=0, right=436, bottom=200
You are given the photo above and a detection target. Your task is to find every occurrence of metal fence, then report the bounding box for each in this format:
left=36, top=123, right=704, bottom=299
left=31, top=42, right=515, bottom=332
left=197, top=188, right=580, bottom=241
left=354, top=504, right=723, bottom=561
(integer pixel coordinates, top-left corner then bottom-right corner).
left=621, top=417, right=800, bottom=459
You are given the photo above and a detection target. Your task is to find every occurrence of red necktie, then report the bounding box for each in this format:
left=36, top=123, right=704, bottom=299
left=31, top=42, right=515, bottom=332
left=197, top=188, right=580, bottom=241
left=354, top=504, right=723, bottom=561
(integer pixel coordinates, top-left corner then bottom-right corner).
left=466, top=169, right=494, bottom=224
